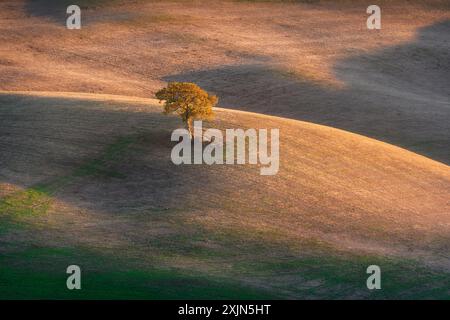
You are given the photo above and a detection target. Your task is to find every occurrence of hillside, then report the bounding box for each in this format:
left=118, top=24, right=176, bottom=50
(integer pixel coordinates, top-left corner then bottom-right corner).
left=1, top=91, right=449, bottom=299
left=0, top=0, right=449, bottom=163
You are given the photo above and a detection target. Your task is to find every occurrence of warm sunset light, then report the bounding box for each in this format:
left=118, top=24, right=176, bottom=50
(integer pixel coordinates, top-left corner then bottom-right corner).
left=0, top=0, right=449, bottom=312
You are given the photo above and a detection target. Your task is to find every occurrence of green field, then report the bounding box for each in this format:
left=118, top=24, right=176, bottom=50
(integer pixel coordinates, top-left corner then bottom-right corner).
left=1, top=93, right=448, bottom=300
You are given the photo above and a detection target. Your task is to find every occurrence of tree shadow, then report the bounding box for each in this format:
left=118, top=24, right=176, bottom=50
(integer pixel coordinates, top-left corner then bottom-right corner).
left=0, top=93, right=218, bottom=216
left=164, top=20, right=450, bottom=164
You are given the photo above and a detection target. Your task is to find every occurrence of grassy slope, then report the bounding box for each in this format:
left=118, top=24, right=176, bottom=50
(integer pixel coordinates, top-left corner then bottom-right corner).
left=0, top=247, right=273, bottom=299
left=0, top=91, right=449, bottom=299
left=1, top=1, right=449, bottom=163
left=1, top=0, right=449, bottom=299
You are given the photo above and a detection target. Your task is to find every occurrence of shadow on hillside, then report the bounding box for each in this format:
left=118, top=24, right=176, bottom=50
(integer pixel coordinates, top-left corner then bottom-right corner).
left=23, top=0, right=450, bottom=22
left=164, top=20, right=450, bottom=164
left=24, top=0, right=117, bottom=25
left=0, top=93, right=218, bottom=215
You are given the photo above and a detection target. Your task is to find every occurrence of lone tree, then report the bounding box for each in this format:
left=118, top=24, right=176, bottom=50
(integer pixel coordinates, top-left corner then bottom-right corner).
left=156, top=82, right=218, bottom=139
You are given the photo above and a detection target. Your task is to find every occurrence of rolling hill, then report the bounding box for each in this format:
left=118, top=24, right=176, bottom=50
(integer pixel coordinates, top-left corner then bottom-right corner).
left=0, top=0, right=449, bottom=163
left=1, top=91, right=449, bottom=299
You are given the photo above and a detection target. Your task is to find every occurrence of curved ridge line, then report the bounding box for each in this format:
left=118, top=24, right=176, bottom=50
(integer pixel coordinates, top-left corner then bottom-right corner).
left=1, top=89, right=448, bottom=168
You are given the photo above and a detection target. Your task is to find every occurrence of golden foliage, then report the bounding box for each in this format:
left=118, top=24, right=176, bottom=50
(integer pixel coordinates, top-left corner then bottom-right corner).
left=156, top=82, right=217, bottom=129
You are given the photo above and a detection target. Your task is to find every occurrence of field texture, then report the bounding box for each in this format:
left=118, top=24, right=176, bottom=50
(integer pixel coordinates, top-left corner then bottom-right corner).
left=0, top=0, right=449, bottom=299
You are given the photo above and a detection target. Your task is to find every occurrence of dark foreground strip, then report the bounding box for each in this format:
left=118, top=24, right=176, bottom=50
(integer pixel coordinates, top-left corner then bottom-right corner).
left=0, top=300, right=446, bottom=319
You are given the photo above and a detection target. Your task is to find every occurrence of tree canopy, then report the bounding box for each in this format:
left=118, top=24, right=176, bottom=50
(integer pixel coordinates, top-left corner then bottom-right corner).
left=156, top=82, right=218, bottom=138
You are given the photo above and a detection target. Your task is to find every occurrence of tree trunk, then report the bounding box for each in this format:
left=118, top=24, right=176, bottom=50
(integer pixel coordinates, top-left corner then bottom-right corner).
left=186, top=117, right=194, bottom=140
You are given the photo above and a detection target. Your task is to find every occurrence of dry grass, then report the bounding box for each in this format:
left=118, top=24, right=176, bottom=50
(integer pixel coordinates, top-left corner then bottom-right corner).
left=1, top=91, right=449, bottom=298
left=1, top=0, right=449, bottom=298
left=0, top=1, right=449, bottom=163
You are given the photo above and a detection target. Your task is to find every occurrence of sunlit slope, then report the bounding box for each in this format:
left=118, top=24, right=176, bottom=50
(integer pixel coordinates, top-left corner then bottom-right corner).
left=1, top=1, right=450, bottom=163
left=1, top=91, right=449, bottom=299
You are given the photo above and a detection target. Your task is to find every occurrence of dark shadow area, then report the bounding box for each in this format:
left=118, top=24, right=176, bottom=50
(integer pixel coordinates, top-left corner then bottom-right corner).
left=335, top=20, right=450, bottom=101
left=1, top=93, right=449, bottom=299
left=164, top=20, right=450, bottom=164
left=0, top=93, right=219, bottom=215
left=23, top=0, right=120, bottom=25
